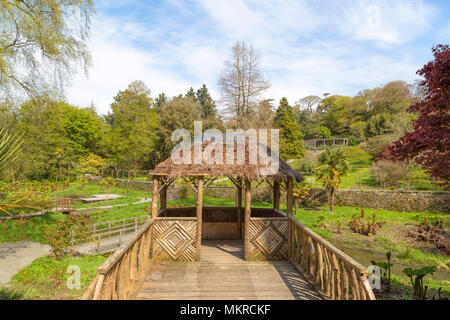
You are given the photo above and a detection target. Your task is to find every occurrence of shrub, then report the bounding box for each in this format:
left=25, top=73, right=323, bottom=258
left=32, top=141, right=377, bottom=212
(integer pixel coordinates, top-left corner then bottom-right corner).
left=44, top=215, right=92, bottom=259
left=361, top=134, right=399, bottom=158
left=300, top=159, right=317, bottom=174
left=371, top=160, right=409, bottom=188
left=348, top=209, right=386, bottom=236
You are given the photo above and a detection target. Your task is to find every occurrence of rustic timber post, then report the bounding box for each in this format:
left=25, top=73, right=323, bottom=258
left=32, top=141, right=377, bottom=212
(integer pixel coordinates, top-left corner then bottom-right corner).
left=151, top=177, right=159, bottom=219
left=244, top=179, right=252, bottom=261
left=196, top=177, right=203, bottom=260
left=160, top=184, right=167, bottom=212
left=236, top=180, right=242, bottom=240
left=273, top=179, right=280, bottom=210
left=287, top=177, right=294, bottom=259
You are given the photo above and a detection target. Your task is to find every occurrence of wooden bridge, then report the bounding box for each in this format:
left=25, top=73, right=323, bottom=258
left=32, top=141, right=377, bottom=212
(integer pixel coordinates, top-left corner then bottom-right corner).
left=82, top=211, right=375, bottom=300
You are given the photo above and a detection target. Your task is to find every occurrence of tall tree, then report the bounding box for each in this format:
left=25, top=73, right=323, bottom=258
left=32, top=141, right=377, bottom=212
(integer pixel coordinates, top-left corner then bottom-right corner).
left=297, top=95, right=321, bottom=116
left=381, top=45, right=450, bottom=188
left=196, top=84, right=217, bottom=120
left=156, top=96, right=202, bottom=160
left=219, top=41, right=270, bottom=127
left=0, top=0, right=94, bottom=98
left=274, top=98, right=305, bottom=160
left=154, top=93, right=167, bottom=110
left=107, top=81, right=158, bottom=169
left=185, top=87, right=196, bottom=100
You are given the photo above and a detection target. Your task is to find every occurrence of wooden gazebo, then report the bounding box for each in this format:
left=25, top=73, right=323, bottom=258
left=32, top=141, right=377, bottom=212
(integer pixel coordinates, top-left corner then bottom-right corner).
left=148, top=140, right=303, bottom=262
left=84, top=140, right=376, bottom=300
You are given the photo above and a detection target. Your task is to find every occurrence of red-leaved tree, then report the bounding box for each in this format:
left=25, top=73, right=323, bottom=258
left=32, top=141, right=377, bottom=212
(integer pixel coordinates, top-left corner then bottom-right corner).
left=380, top=45, right=449, bottom=188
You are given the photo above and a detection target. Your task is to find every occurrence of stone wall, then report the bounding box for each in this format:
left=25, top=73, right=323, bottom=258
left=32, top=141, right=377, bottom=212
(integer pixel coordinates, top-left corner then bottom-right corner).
left=334, top=189, right=449, bottom=213
left=206, top=186, right=450, bottom=213
left=89, top=178, right=449, bottom=213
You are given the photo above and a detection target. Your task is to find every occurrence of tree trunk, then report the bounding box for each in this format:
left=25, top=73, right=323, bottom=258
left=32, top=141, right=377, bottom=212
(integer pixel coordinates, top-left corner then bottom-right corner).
left=330, top=187, right=335, bottom=212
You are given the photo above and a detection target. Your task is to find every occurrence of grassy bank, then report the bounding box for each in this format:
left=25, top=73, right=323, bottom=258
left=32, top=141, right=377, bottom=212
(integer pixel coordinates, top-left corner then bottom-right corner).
left=1, top=255, right=106, bottom=300
left=294, top=206, right=449, bottom=271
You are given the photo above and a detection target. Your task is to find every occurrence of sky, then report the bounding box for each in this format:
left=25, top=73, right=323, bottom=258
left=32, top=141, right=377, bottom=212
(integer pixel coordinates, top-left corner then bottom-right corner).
left=66, top=0, right=450, bottom=114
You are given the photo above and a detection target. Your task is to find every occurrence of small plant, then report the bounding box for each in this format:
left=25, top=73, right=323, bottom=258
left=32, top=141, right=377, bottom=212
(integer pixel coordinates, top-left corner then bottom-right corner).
left=372, top=252, right=393, bottom=292
left=348, top=209, right=386, bottom=236
left=317, top=215, right=327, bottom=229
left=334, top=217, right=344, bottom=234
left=402, top=266, right=435, bottom=300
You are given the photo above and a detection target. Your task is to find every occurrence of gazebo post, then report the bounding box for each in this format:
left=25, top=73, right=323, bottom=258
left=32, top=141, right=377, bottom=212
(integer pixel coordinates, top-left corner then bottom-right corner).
left=196, top=177, right=203, bottom=261
left=160, top=184, right=167, bottom=212
left=286, top=177, right=294, bottom=259
left=236, top=180, right=243, bottom=240
left=244, top=179, right=252, bottom=261
left=151, top=176, right=159, bottom=219
left=273, top=179, right=280, bottom=211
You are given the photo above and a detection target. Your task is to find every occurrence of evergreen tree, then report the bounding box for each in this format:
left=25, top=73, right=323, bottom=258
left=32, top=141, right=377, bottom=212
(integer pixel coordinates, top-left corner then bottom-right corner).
left=196, top=84, right=217, bottom=119
left=273, top=98, right=305, bottom=160
left=186, top=87, right=196, bottom=100
left=155, top=93, right=167, bottom=111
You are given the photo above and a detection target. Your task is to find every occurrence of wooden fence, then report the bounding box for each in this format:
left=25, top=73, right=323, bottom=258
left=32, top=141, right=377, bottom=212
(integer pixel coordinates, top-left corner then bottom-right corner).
left=82, top=220, right=153, bottom=300
left=77, top=215, right=150, bottom=252
left=51, top=198, right=79, bottom=213
left=287, top=214, right=376, bottom=300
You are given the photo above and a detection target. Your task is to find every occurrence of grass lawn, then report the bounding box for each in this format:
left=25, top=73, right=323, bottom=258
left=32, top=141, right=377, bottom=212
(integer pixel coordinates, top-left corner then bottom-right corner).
left=0, top=255, right=106, bottom=300
left=294, top=206, right=450, bottom=271
left=0, top=212, right=65, bottom=244
left=50, top=182, right=151, bottom=209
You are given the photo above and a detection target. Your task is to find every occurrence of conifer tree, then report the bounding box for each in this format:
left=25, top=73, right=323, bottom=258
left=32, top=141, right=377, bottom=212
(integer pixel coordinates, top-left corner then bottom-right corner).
left=274, top=97, right=305, bottom=160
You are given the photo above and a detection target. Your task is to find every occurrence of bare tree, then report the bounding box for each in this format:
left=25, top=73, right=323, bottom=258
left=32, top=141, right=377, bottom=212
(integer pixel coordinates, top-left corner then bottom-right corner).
left=219, top=41, right=270, bottom=127
left=296, top=95, right=322, bottom=115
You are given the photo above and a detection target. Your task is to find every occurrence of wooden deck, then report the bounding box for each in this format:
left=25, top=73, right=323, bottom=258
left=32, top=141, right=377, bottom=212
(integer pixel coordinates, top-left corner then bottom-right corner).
left=134, top=240, right=322, bottom=300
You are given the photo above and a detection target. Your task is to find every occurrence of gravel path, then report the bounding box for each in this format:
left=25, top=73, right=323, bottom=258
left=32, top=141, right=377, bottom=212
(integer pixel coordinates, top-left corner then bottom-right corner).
left=0, top=241, right=50, bottom=286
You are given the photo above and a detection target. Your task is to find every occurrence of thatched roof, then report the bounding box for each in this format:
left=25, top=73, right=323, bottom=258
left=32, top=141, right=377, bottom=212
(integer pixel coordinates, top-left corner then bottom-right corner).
left=151, top=141, right=303, bottom=182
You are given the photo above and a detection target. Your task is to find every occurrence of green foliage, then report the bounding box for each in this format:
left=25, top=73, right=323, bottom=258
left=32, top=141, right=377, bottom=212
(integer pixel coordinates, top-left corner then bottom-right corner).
left=372, top=252, right=393, bottom=291
left=300, top=159, right=317, bottom=175
left=157, top=95, right=202, bottom=160
left=13, top=98, right=107, bottom=180
left=44, top=215, right=92, bottom=259
left=274, top=97, right=305, bottom=160
left=0, top=0, right=94, bottom=97
left=0, top=127, right=23, bottom=178
left=78, top=154, right=107, bottom=176
left=403, top=266, right=436, bottom=300
left=107, top=81, right=158, bottom=169
left=317, top=147, right=349, bottom=211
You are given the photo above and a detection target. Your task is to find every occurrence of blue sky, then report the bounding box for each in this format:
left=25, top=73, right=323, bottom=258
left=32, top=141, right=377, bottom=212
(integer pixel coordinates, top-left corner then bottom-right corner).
left=67, top=0, right=450, bottom=114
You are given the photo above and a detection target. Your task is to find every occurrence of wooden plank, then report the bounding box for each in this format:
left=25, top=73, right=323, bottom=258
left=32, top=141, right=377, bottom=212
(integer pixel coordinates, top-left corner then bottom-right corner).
left=135, top=240, right=322, bottom=301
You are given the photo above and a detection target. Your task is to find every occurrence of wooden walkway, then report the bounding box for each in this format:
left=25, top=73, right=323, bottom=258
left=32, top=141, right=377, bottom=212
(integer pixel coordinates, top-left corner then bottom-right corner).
left=135, top=240, right=322, bottom=300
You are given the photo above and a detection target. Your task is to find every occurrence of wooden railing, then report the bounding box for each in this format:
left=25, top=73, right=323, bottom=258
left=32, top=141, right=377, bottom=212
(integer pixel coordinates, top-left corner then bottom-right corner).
left=78, top=215, right=150, bottom=251
left=51, top=198, right=79, bottom=212
left=287, top=215, right=376, bottom=300
left=82, top=220, right=153, bottom=300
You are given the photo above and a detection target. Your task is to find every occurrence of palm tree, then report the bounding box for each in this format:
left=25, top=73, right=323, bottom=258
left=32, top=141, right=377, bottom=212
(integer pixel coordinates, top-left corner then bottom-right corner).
left=0, top=127, right=23, bottom=177
left=0, top=127, right=24, bottom=215
left=317, top=147, right=349, bottom=212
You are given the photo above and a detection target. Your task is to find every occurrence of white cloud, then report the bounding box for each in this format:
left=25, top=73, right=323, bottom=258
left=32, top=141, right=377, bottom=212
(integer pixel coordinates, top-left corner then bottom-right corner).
left=66, top=0, right=438, bottom=114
